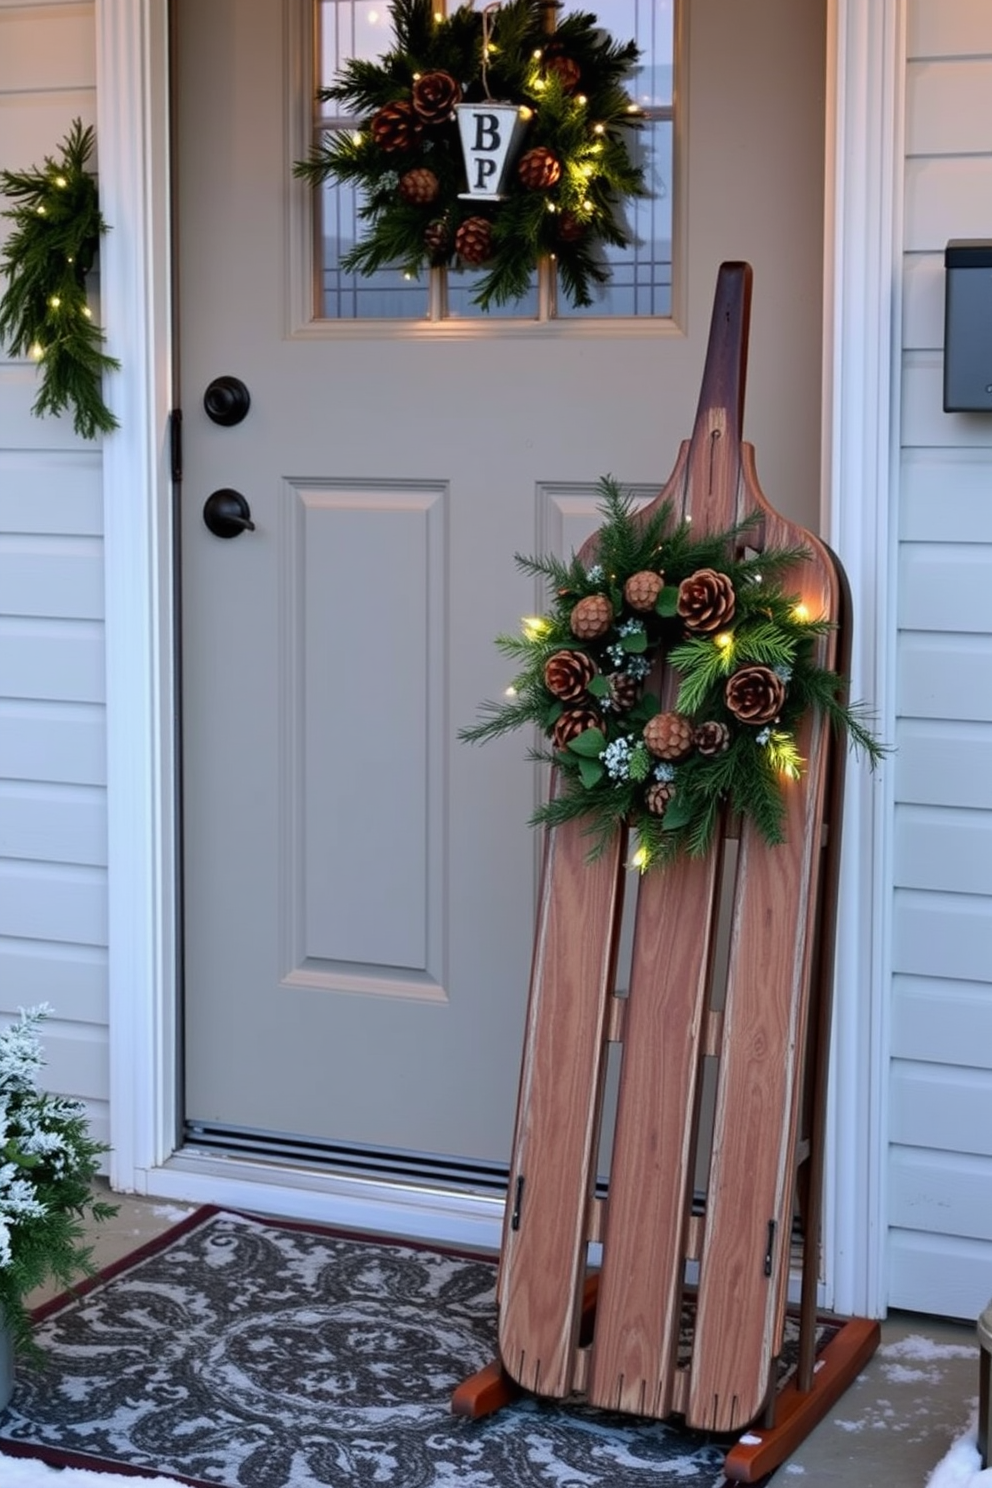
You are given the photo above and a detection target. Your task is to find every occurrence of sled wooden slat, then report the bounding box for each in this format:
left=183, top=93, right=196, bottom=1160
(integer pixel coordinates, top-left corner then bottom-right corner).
left=495, top=815, right=624, bottom=1400
left=456, top=263, right=878, bottom=1478
left=586, top=849, right=720, bottom=1419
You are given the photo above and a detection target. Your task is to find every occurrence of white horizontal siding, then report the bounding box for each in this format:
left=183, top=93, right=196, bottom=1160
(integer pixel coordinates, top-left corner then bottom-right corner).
left=0, top=534, right=103, bottom=618
left=0, top=4, right=95, bottom=94
left=890, top=1148, right=992, bottom=1242
left=0, top=937, right=106, bottom=1022
left=905, top=157, right=992, bottom=253
left=0, top=860, right=106, bottom=945
left=903, top=355, right=992, bottom=449
left=906, top=59, right=992, bottom=156
left=907, top=2, right=992, bottom=61
left=892, top=976, right=992, bottom=1067
left=902, top=252, right=942, bottom=351
left=893, top=890, right=992, bottom=985
left=0, top=450, right=102, bottom=532
left=891, top=1061, right=992, bottom=1155
left=901, top=451, right=992, bottom=543
left=893, top=805, right=992, bottom=896
left=897, top=632, right=992, bottom=720
left=0, top=616, right=104, bottom=700
left=0, top=3, right=107, bottom=1132
left=38, top=1016, right=109, bottom=1103
left=896, top=720, right=992, bottom=809
left=0, top=781, right=106, bottom=865
left=889, top=1228, right=992, bottom=1320
left=0, top=699, right=105, bottom=784
left=0, top=93, right=96, bottom=182
left=899, top=543, right=992, bottom=632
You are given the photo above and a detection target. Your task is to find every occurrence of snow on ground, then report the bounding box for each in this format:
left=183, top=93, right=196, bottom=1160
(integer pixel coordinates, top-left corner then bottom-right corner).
left=925, top=1418, right=992, bottom=1487
left=0, top=1461, right=183, bottom=1486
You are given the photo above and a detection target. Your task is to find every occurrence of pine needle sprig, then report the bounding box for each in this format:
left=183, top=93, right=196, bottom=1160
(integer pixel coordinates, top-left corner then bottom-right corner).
left=0, top=120, right=118, bottom=440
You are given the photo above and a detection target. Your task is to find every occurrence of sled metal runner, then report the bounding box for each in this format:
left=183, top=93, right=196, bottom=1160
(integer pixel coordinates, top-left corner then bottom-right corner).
left=452, top=263, right=879, bottom=1483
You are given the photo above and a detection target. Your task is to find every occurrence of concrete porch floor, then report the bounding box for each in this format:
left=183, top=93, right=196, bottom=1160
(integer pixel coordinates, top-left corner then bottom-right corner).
left=33, top=1184, right=983, bottom=1486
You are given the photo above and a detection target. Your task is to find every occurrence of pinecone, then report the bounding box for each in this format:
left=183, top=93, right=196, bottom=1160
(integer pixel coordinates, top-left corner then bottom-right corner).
left=544, top=649, right=596, bottom=701
left=424, top=218, right=451, bottom=261
left=556, top=211, right=586, bottom=244
left=411, top=70, right=461, bottom=123
left=371, top=101, right=424, bottom=154
left=644, top=780, right=676, bottom=817
left=677, top=568, right=736, bottom=633
left=552, top=706, right=602, bottom=750
left=399, top=167, right=440, bottom=205
left=725, top=666, right=786, bottom=725
left=643, top=711, right=694, bottom=761
left=570, top=594, right=613, bottom=640
left=694, top=720, right=731, bottom=756
left=545, top=50, right=581, bottom=92
left=518, top=146, right=562, bottom=190
left=607, top=672, right=641, bottom=712
left=454, top=216, right=494, bottom=265
left=624, top=570, right=664, bottom=612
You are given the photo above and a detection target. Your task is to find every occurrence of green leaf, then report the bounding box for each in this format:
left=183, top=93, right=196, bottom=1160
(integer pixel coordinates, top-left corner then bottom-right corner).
left=656, top=587, right=680, bottom=617
left=658, top=792, right=693, bottom=830
left=566, top=726, right=607, bottom=758
left=578, top=756, right=606, bottom=789
left=542, top=699, right=564, bottom=726
left=621, top=630, right=648, bottom=653
left=587, top=674, right=609, bottom=698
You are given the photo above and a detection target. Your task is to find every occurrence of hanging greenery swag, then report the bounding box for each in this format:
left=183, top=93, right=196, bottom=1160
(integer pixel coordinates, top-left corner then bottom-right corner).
left=0, top=119, right=118, bottom=439
left=461, top=479, right=885, bottom=870
left=294, top=0, right=646, bottom=310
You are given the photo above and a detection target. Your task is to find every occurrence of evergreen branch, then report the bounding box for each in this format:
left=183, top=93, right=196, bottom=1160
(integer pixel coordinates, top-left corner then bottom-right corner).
left=0, top=120, right=118, bottom=439
left=458, top=695, right=541, bottom=744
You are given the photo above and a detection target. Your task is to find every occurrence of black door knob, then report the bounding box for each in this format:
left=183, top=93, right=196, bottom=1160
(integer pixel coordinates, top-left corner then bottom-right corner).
left=203, top=375, right=251, bottom=426
left=203, top=488, right=255, bottom=538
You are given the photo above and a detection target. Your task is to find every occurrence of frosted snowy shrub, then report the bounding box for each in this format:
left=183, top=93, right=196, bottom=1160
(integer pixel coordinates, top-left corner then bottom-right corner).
left=0, top=1005, right=116, bottom=1355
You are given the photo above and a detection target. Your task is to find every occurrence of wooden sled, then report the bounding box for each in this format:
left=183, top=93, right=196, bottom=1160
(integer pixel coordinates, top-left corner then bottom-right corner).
left=453, top=262, right=879, bottom=1483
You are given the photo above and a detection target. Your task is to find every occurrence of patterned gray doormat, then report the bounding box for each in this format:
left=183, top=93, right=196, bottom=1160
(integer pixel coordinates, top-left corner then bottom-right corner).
left=0, top=1207, right=799, bottom=1487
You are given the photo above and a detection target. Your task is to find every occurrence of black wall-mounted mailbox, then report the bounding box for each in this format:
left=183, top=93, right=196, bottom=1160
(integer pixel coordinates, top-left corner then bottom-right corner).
left=944, top=240, right=992, bottom=412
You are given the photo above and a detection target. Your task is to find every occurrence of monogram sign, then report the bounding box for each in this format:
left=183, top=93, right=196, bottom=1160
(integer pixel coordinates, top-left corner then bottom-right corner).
left=455, top=103, right=530, bottom=200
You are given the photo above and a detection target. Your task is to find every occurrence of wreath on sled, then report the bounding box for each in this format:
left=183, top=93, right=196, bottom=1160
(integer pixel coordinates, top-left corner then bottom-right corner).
left=294, top=0, right=646, bottom=310
left=461, top=479, right=885, bottom=870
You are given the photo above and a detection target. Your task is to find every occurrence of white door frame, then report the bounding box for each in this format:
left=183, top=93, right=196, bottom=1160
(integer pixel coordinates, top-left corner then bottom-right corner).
left=96, top=0, right=904, bottom=1307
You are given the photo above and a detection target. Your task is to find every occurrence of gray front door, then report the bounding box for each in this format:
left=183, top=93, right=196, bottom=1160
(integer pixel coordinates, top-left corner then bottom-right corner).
left=176, top=0, right=827, bottom=1180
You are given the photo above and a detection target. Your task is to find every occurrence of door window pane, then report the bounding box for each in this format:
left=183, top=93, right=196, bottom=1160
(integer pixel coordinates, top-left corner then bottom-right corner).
left=313, top=0, right=674, bottom=320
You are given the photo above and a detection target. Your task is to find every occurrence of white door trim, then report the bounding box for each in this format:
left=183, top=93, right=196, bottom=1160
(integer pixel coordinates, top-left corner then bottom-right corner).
left=820, top=0, right=904, bottom=1318
left=96, top=0, right=177, bottom=1185
left=98, top=1, right=904, bottom=1281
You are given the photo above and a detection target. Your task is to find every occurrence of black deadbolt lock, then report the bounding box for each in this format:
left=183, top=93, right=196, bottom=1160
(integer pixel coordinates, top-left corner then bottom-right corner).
left=203, top=375, right=251, bottom=426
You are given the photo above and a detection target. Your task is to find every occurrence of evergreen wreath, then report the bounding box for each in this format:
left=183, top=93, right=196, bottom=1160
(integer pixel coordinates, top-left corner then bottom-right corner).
left=294, top=0, right=645, bottom=310
left=461, top=479, right=885, bottom=869
left=0, top=119, right=119, bottom=440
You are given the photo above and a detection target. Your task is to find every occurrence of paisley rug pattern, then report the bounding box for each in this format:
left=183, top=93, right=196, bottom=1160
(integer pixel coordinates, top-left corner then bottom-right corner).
left=0, top=1208, right=777, bottom=1487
